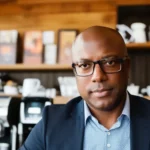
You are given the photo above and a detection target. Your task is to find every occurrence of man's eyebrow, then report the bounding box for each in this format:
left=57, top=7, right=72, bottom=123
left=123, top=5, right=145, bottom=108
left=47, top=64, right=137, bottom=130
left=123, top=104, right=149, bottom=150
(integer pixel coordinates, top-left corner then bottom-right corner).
left=75, top=59, right=92, bottom=62
left=79, top=59, right=92, bottom=61
left=101, top=55, right=119, bottom=59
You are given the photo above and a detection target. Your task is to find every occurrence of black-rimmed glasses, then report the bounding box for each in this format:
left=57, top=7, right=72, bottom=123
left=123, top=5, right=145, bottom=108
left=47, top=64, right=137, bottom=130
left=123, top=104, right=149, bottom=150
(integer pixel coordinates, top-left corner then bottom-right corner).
left=72, top=56, right=129, bottom=77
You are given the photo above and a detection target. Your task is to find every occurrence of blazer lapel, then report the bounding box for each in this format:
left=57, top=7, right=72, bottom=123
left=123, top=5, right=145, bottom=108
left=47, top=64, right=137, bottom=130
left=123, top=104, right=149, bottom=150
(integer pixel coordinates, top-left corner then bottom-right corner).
left=130, top=95, right=150, bottom=150
left=50, top=100, right=85, bottom=150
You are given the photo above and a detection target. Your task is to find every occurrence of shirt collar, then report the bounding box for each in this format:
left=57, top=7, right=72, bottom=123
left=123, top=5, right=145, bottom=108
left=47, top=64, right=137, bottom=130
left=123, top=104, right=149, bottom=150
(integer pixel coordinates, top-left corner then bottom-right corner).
left=122, top=92, right=130, bottom=119
left=84, top=92, right=130, bottom=125
left=84, top=100, right=91, bottom=125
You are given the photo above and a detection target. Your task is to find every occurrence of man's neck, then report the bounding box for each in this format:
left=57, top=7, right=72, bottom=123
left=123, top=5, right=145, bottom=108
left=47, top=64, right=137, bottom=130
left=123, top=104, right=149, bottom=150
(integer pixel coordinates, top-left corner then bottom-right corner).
left=88, top=98, right=126, bottom=129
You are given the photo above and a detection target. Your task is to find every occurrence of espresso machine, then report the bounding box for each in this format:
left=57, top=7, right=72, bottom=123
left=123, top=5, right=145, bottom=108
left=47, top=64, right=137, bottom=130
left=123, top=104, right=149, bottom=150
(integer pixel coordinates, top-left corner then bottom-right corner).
left=0, top=96, right=18, bottom=150
left=18, top=97, right=51, bottom=146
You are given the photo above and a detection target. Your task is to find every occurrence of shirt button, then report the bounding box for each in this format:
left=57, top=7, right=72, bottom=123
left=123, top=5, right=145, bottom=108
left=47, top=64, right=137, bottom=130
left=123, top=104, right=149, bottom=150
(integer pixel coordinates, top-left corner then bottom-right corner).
left=107, top=144, right=111, bottom=148
left=107, top=132, right=110, bottom=135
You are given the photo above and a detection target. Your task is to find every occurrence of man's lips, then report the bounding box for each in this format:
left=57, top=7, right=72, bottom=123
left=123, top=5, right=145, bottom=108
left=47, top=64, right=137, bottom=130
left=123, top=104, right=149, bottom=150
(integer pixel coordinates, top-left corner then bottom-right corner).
left=90, top=88, right=113, bottom=97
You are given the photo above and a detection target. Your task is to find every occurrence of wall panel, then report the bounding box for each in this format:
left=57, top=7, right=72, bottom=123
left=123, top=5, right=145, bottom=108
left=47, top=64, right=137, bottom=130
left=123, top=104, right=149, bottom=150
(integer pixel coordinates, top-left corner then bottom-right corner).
left=0, top=2, right=116, bottom=15
left=0, top=0, right=117, bottom=89
left=0, top=12, right=116, bottom=30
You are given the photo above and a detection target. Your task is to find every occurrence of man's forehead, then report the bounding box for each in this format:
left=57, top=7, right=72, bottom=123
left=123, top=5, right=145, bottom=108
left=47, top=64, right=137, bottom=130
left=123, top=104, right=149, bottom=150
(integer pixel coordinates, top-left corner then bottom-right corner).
left=72, top=26, right=127, bottom=56
left=72, top=35, right=123, bottom=52
left=81, top=26, right=120, bottom=40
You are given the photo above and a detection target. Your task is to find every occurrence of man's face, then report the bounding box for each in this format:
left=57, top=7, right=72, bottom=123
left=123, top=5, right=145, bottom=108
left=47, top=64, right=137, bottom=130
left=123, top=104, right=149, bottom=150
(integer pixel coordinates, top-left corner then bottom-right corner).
left=72, top=35, right=130, bottom=112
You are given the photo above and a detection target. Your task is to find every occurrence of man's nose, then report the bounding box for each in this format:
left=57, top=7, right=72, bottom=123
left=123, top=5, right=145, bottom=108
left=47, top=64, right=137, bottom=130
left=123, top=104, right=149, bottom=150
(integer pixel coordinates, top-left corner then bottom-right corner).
left=91, top=64, right=108, bottom=82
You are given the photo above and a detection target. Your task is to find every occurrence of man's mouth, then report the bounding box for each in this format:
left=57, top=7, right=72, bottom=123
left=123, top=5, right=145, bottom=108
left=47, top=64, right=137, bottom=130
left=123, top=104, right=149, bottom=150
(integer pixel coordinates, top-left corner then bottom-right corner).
left=90, top=88, right=113, bottom=98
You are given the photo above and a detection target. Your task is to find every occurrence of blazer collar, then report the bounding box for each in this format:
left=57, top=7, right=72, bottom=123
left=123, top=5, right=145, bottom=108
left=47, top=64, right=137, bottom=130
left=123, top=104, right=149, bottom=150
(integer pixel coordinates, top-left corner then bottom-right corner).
left=129, top=94, right=150, bottom=150
left=50, top=97, right=84, bottom=150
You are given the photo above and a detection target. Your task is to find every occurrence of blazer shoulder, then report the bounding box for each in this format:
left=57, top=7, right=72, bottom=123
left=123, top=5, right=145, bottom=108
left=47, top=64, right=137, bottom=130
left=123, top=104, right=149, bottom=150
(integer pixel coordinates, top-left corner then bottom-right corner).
left=44, top=96, right=82, bottom=113
left=130, top=94, right=150, bottom=115
left=131, top=94, right=150, bottom=105
left=42, top=96, right=83, bottom=125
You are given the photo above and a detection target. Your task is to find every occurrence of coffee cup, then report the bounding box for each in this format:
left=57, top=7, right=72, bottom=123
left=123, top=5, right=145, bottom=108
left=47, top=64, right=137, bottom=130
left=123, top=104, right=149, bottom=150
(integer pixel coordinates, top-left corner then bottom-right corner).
left=127, top=83, right=140, bottom=95
left=141, top=86, right=150, bottom=96
left=131, top=22, right=147, bottom=43
left=22, top=78, right=41, bottom=97
left=4, top=85, right=18, bottom=95
left=0, top=143, right=9, bottom=150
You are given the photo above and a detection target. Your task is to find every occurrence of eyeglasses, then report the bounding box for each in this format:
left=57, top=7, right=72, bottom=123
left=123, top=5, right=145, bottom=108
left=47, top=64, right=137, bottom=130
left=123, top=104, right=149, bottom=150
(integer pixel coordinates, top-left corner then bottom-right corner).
left=72, top=56, right=129, bottom=77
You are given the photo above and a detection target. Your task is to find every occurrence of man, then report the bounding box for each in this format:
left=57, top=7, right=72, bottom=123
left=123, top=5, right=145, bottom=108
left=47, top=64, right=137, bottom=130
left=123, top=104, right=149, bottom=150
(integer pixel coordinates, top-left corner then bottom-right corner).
left=20, top=26, right=150, bottom=150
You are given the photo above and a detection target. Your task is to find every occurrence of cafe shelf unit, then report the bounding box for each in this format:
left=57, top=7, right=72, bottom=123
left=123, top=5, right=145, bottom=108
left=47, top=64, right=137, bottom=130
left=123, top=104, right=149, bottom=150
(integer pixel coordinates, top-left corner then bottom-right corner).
left=0, top=42, right=150, bottom=72
left=0, top=43, right=149, bottom=72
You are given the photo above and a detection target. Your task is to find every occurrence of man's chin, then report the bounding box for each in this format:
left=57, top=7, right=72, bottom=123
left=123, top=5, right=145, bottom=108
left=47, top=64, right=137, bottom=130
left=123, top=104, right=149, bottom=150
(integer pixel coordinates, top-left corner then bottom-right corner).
left=90, top=97, right=123, bottom=112
left=90, top=96, right=120, bottom=110
left=88, top=100, right=116, bottom=112
left=94, top=104, right=116, bottom=111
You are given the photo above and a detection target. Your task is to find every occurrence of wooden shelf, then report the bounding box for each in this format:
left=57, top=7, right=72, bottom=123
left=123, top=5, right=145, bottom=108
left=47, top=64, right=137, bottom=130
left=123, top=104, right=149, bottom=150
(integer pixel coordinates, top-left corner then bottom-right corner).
left=54, top=96, right=150, bottom=103
left=0, top=93, right=22, bottom=98
left=53, top=96, right=72, bottom=104
left=0, top=64, right=72, bottom=71
left=144, top=96, right=150, bottom=100
left=126, top=42, right=150, bottom=49
left=0, top=94, right=72, bottom=104
left=0, top=93, right=149, bottom=103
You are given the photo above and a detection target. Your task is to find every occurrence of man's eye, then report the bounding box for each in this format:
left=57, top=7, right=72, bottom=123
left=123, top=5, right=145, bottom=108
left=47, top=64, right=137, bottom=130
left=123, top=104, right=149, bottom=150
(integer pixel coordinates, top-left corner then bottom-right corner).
left=78, top=63, right=91, bottom=69
left=105, top=60, right=116, bottom=66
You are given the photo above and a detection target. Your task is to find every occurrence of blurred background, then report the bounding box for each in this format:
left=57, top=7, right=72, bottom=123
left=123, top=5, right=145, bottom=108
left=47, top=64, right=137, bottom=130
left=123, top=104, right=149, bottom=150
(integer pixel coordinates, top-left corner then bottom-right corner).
left=0, top=0, right=150, bottom=149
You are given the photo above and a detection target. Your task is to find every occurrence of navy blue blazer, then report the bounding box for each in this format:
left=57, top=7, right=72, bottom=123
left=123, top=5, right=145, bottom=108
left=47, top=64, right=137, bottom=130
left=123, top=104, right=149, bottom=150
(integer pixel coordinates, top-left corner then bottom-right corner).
left=20, top=94, right=150, bottom=150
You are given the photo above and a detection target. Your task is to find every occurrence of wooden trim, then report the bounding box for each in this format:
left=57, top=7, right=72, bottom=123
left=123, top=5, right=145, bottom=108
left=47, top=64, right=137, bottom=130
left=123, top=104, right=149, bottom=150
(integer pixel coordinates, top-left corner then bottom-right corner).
left=126, top=42, right=150, bottom=49
left=17, top=0, right=114, bottom=5
left=0, top=64, right=72, bottom=71
left=53, top=96, right=150, bottom=104
left=0, top=93, right=22, bottom=98
left=116, top=0, right=150, bottom=6
left=53, top=96, right=72, bottom=104
left=144, top=96, right=150, bottom=100
left=16, top=0, right=150, bottom=6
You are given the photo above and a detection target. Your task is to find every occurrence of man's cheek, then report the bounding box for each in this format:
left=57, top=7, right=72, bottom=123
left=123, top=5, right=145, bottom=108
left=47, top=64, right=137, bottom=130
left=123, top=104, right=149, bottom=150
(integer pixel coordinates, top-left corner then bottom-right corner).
left=77, top=80, right=88, bottom=92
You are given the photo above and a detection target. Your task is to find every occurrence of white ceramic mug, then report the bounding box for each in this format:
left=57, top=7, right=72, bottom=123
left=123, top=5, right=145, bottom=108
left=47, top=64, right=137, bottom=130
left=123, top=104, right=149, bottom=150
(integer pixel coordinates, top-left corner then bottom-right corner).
left=0, top=143, right=9, bottom=150
left=3, top=85, right=18, bottom=95
left=131, top=22, right=147, bottom=43
left=116, top=24, right=134, bottom=43
left=22, top=78, right=41, bottom=97
left=141, top=86, right=150, bottom=96
left=127, top=83, right=140, bottom=95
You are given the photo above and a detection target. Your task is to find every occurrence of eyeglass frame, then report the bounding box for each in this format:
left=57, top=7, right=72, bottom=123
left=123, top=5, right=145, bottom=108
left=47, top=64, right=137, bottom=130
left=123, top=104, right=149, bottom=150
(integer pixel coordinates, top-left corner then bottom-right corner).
left=72, top=56, right=129, bottom=77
